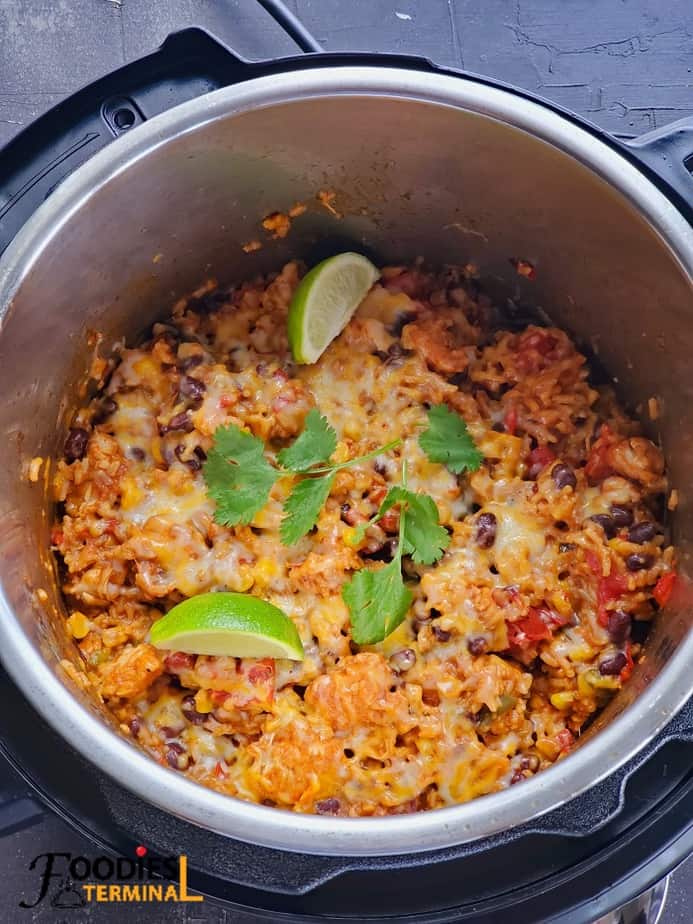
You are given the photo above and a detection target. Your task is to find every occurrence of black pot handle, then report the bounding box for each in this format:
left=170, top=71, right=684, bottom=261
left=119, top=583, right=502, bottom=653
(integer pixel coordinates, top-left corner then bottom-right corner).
left=622, top=117, right=693, bottom=218
left=0, top=25, right=299, bottom=255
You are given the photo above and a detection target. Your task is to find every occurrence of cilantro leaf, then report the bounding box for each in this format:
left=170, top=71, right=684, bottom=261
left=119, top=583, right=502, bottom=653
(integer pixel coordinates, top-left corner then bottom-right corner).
left=280, top=473, right=335, bottom=545
left=277, top=409, right=337, bottom=472
left=343, top=557, right=413, bottom=645
left=203, top=423, right=278, bottom=526
left=392, top=487, right=450, bottom=565
left=352, top=486, right=449, bottom=565
left=419, top=404, right=483, bottom=474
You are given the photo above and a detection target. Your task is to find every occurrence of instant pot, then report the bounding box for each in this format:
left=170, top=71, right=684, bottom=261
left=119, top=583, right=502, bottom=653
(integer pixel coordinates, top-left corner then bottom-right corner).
left=0, top=5, right=691, bottom=921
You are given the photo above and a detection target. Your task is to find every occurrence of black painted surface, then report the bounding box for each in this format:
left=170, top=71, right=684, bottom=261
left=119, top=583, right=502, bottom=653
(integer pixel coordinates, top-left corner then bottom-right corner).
left=0, top=1, right=692, bottom=921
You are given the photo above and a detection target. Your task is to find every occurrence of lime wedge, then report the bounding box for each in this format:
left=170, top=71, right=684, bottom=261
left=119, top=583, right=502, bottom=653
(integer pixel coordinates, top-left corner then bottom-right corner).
left=288, top=252, right=380, bottom=363
left=149, top=592, right=304, bottom=660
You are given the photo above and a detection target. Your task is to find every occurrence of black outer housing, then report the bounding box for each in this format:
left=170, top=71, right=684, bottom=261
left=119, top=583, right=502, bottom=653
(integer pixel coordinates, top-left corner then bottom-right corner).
left=0, top=26, right=692, bottom=923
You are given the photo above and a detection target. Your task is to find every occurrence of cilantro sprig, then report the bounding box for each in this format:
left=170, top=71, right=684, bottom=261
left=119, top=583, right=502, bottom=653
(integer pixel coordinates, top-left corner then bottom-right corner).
left=419, top=403, right=483, bottom=474
left=203, top=408, right=400, bottom=544
left=203, top=401, right=482, bottom=645
left=343, top=463, right=450, bottom=644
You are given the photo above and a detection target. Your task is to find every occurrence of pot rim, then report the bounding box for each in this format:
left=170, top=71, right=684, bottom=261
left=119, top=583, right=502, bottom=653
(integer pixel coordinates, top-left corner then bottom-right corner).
left=1, top=65, right=692, bottom=857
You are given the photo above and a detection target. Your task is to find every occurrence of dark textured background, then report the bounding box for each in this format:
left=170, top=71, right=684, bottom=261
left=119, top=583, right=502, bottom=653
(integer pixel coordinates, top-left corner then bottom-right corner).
left=1, top=1, right=692, bottom=921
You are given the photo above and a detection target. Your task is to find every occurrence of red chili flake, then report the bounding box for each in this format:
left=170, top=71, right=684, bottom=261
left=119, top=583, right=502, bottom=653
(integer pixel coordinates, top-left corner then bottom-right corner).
left=596, top=573, right=628, bottom=626
left=620, top=642, right=635, bottom=683
left=653, top=571, right=676, bottom=608
left=511, top=258, right=536, bottom=280
left=214, top=761, right=226, bottom=779
left=504, top=405, right=518, bottom=435
left=556, top=728, right=574, bottom=751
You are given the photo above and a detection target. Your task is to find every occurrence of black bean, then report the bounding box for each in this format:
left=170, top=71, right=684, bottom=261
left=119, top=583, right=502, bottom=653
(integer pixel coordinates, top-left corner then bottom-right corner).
left=590, top=514, right=616, bottom=539
left=179, top=354, right=204, bottom=372
left=599, top=652, right=627, bottom=676
left=160, top=725, right=182, bottom=739
left=552, top=463, right=577, bottom=490
left=626, top=553, right=654, bottom=572
left=559, top=542, right=576, bottom=553
left=166, top=743, right=189, bottom=770
left=93, top=396, right=118, bottom=424
left=610, top=505, right=634, bottom=529
left=476, top=512, right=497, bottom=549
left=64, top=427, right=90, bottom=462
left=510, top=769, right=525, bottom=785
left=491, top=422, right=505, bottom=433
left=432, top=626, right=451, bottom=643
left=389, top=648, right=416, bottom=672
left=173, top=444, right=202, bottom=472
left=316, top=798, right=341, bottom=815
left=179, top=375, right=206, bottom=402
left=607, top=609, right=631, bottom=644
left=628, top=522, right=657, bottom=545
left=467, top=636, right=487, bottom=656
left=159, top=411, right=193, bottom=435
left=129, top=447, right=146, bottom=462
left=390, top=311, right=417, bottom=337
left=373, top=459, right=387, bottom=476
left=181, top=694, right=206, bottom=726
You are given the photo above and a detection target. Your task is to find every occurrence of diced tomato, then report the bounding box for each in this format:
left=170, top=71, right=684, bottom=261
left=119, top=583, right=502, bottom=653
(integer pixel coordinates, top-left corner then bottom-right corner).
left=653, top=571, right=676, bottom=608
left=620, top=642, right=634, bottom=683
left=526, top=445, right=556, bottom=478
left=585, top=424, right=617, bottom=484
left=164, top=651, right=196, bottom=672
left=507, top=607, right=554, bottom=650
left=247, top=658, right=275, bottom=686
left=219, top=395, right=234, bottom=408
left=210, top=690, right=230, bottom=706
left=515, top=329, right=559, bottom=373
left=556, top=728, right=575, bottom=751
left=585, top=550, right=602, bottom=577
left=596, top=573, right=628, bottom=626
left=504, top=405, right=518, bottom=435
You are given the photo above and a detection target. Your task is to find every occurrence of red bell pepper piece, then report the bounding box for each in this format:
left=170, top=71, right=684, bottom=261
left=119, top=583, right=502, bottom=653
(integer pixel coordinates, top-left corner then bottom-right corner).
left=653, top=571, right=676, bottom=608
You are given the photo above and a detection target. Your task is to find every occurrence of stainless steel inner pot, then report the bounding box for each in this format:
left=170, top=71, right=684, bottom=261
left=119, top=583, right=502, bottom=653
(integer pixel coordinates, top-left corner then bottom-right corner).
left=0, top=66, right=691, bottom=857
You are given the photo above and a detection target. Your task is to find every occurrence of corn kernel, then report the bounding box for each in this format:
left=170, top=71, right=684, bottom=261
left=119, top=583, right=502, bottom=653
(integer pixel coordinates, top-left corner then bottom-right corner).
left=568, top=644, right=594, bottom=663
left=578, top=670, right=597, bottom=697
left=230, top=565, right=254, bottom=593
left=536, top=737, right=560, bottom=760
left=550, top=691, right=575, bottom=710
left=343, top=527, right=358, bottom=548
left=194, top=690, right=213, bottom=714
left=67, top=612, right=91, bottom=640
left=342, top=420, right=362, bottom=440
left=253, top=557, right=279, bottom=588
left=550, top=591, right=572, bottom=618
